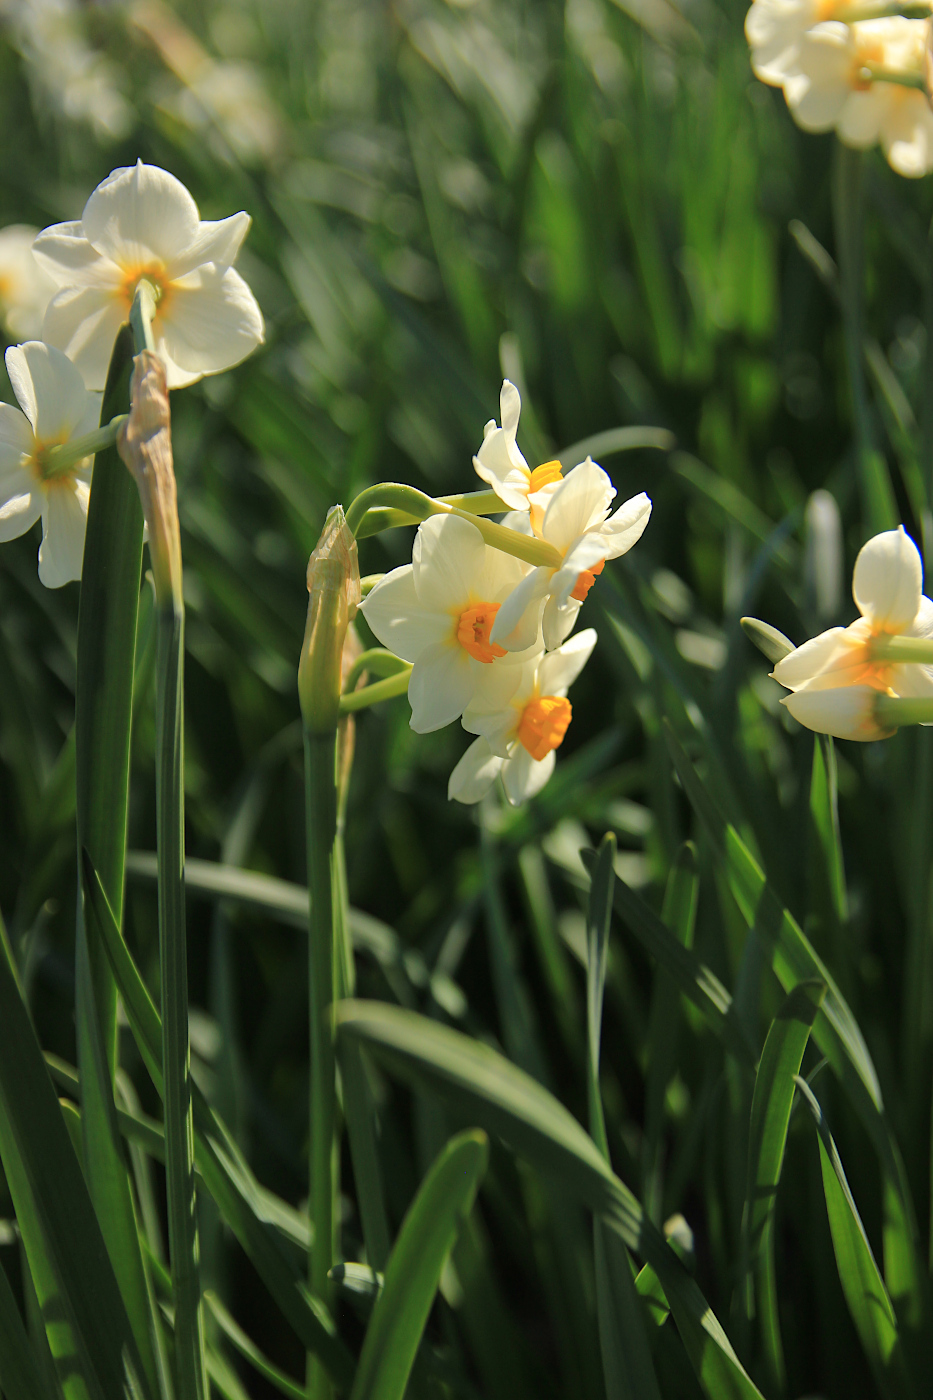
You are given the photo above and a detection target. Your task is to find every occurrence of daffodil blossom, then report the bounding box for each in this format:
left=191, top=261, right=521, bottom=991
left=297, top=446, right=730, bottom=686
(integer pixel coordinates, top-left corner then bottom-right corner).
left=772, top=526, right=933, bottom=739
left=773, top=18, right=933, bottom=177
left=744, top=0, right=871, bottom=88
left=33, top=160, right=265, bottom=391
left=0, top=341, right=102, bottom=587
left=359, top=513, right=543, bottom=734
left=473, top=379, right=564, bottom=533
left=448, top=628, right=597, bottom=805
left=489, top=459, right=651, bottom=653
left=0, top=225, right=56, bottom=339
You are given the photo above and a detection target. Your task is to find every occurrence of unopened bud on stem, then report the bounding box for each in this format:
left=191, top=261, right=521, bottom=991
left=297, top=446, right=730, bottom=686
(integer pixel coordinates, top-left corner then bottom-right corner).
left=118, top=350, right=181, bottom=609
left=298, top=505, right=361, bottom=733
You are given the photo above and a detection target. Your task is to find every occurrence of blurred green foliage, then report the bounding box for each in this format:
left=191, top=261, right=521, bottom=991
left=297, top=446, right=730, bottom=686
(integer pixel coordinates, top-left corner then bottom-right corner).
left=4, top=0, right=933, bottom=1396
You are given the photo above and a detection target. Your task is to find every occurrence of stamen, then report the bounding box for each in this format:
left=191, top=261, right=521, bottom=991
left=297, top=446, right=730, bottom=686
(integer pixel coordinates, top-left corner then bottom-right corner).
left=518, top=695, right=572, bottom=761
left=571, top=557, right=605, bottom=601
left=457, top=602, right=508, bottom=663
left=529, top=460, right=563, bottom=492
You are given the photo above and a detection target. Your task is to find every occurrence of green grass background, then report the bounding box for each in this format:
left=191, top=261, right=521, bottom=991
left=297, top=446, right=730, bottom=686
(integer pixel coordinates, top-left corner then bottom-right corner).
left=2, top=1, right=933, bottom=1396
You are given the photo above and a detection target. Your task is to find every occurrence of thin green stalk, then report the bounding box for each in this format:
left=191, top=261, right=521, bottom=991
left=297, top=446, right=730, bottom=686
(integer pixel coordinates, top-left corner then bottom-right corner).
left=876, top=694, right=933, bottom=727
left=156, top=595, right=206, bottom=1400
left=339, top=670, right=412, bottom=713
left=832, top=145, right=898, bottom=534
left=304, top=728, right=339, bottom=1400
left=870, top=635, right=933, bottom=663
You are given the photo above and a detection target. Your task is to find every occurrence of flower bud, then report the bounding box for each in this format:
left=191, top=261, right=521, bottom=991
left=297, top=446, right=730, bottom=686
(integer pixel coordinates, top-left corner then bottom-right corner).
left=117, top=350, right=181, bottom=608
left=298, top=505, right=361, bottom=733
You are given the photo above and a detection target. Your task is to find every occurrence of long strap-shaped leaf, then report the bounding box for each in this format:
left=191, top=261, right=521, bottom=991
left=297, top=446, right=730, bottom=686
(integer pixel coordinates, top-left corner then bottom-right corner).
left=335, top=999, right=766, bottom=1400
left=0, top=918, right=151, bottom=1400
left=743, top=981, right=824, bottom=1393
left=0, top=1239, right=47, bottom=1400
left=81, top=852, right=355, bottom=1393
left=664, top=721, right=931, bottom=1338
left=795, top=1077, right=915, bottom=1400
left=585, top=834, right=662, bottom=1400
left=350, top=1129, right=488, bottom=1400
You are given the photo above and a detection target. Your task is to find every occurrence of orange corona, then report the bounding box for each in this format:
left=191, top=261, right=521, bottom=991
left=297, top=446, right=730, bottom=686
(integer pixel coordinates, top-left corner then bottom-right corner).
left=571, top=557, right=605, bottom=601
left=457, top=602, right=508, bottom=663
left=517, top=695, right=572, bottom=761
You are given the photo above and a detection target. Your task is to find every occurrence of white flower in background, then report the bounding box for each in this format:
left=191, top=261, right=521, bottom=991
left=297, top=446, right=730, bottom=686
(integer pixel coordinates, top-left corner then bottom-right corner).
left=744, top=0, right=867, bottom=87
left=33, top=160, right=265, bottom=391
left=360, top=513, right=543, bottom=734
left=755, top=15, right=933, bottom=178
left=2, top=0, right=133, bottom=141
left=772, top=526, right=933, bottom=738
left=0, top=226, right=56, bottom=339
left=0, top=341, right=102, bottom=587
left=449, top=628, right=597, bottom=805
left=473, top=380, right=564, bottom=534
left=490, top=460, right=651, bottom=652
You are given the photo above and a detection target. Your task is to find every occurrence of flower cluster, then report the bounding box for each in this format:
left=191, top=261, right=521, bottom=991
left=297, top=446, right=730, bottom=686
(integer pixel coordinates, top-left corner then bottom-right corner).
left=360, top=382, right=652, bottom=805
left=760, top=526, right=933, bottom=740
left=0, top=160, right=264, bottom=587
left=745, top=3, right=933, bottom=177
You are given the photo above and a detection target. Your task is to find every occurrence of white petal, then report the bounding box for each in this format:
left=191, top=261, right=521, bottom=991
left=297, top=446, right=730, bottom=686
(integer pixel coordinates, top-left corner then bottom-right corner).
left=852, top=526, right=922, bottom=633
left=0, top=403, right=36, bottom=465
left=448, top=737, right=503, bottom=804
left=502, top=746, right=556, bottom=805
left=32, top=221, right=121, bottom=288
left=781, top=684, right=887, bottom=741
left=408, top=642, right=474, bottom=732
left=6, top=342, right=96, bottom=442
left=489, top=566, right=552, bottom=650
left=836, top=89, right=886, bottom=149
left=771, top=625, right=856, bottom=690
left=472, top=447, right=531, bottom=511
left=38, top=479, right=90, bottom=587
left=601, top=491, right=652, bottom=557
left=157, top=266, right=264, bottom=384
left=552, top=534, right=613, bottom=608
left=0, top=472, right=41, bottom=541
left=42, top=285, right=127, bottom=392
left=891, top=661, right=933, bottom=699
left=543, top=593, right=583, bottom=651
left=541, top=458, right=615, bottom=552
left=165, top=212, right=251, bottom=278
left=500, top=379, right=521, bottom=439
left=359, top=564, right=451, bottom=661
left=82, top=161, right=201, bottom=269
left=412, top=514, right=485, bottom=613
left=538, top=628, right=597, bottom=695
left=880, top=90, right=933, bottom=179
left=906, top=596, right=933, bottom=640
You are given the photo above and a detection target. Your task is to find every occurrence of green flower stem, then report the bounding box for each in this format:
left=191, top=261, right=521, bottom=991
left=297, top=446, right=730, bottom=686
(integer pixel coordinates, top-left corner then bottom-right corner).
left=304, top=727, right=339, bottom=1400
left=339, top=668, right=412, bottom=713
left=342, top=649, right=410, bottom=693
left=832, top=145, right=898, bottom=533
left=870, top=635, right=933, bottom=663
left=875, top=695, right=933, bottom=729
left=345, top=482, right=561, bottom=568
left=42, top=415, right=128, bottom=479
left=863, top=66, right=927, bottom=90
left=128, top=283, right=207, bottom=1400
left=837, top=2, right=931, bottom=16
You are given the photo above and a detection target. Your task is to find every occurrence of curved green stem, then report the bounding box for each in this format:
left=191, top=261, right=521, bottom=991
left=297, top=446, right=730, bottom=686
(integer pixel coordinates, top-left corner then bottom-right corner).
left=43, top=416, right=128, bottom=479
left=346, top=482, right=562, bottom=567
left=870, top=635, right=933, bottom=664
left=342, top=649, right=409, bottom=694
left=876, top=694, right=933, bottom=728
left=339, top=669, right=412, bottom=713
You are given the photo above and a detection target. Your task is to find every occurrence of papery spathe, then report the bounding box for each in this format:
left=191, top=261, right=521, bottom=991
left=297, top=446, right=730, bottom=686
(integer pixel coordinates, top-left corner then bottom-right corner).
left=0, top=341, right=102, bottom=587
left=34, top=160, right=265, bottom=390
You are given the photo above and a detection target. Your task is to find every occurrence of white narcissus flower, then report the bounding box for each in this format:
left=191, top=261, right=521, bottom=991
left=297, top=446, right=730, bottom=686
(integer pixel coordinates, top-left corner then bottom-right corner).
left=0, top=226, right=57, bottom=339
left=473, top=380, right=565, bottom=534
left=0, top=341, right=102, bottom=587
left=359, top=513, right=543, bottom=734
left=775, top=18, right=933, bottom=178
left=33, top=160, right=265, bottom=391
left=449, top=628, right=597, bottom=805
left=490, top=460, right=651, bottom=653
left=744, top=0, right=866, bottom=87
left=772, top=525, right=933, bottom=740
